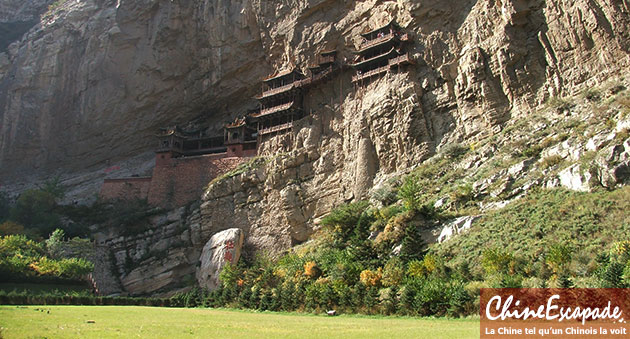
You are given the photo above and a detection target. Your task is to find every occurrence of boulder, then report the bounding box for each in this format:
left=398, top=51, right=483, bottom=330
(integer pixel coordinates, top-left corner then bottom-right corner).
left=558, top=164, right=592, bottom=192
left=196, top=228, right=244, bottom=291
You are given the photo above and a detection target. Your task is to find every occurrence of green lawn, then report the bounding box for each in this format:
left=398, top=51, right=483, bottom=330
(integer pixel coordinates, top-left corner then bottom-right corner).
left=0, top=306, right=479, bottom=338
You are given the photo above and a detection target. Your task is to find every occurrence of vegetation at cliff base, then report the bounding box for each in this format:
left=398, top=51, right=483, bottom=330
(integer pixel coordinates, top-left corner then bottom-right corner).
left=0, top=232, right=93, bottom=283
left=171, top=183, right=630, bottom=317
left=0, top=306, right=479, bottom=339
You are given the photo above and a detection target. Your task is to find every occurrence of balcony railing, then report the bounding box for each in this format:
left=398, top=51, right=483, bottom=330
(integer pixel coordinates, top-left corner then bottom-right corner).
left=259, top=122, right=293, bottom=135
left=389, top=53, right=412, bottom=66
left=352, top=64, right=390, bottom=83
left=259, top=82, right=297, bottom=99
left=258, top=102, right=295, bottom=116
left=317, top=55, right=335, bottom=65
left=359, top=32, right=395, bottom=51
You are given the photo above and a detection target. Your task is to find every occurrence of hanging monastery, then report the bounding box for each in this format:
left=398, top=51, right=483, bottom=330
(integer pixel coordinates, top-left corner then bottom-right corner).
left=99, top=21, right=415, bottom=208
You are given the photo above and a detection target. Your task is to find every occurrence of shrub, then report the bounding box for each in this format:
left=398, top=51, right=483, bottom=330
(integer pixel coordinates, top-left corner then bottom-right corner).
left=545, top=243, right=572, bottom=275
left=0, top=221, right=25, bottom=236
left=399, top=285, right=416, bottom=315
left=371, top=181, right=399, bottom=206
left=449, top=183, right=473, bottom=209
left=219, top=263, right=241, bottom=288
left=46, top=228, right=65, bottom=259
left=582, top=88, right=601, bottom=102
left=399, top=223, right=425, bottom=263
left=398, top=176, right=422, bottom=211
left=481, top=248, right=514, bottom=276
left=360, top=268, right=382, bottom=287
left=546, top=96, right=573, bottom=113
left=40, top=177, right=66, bottom=199
left=540, top=155, right=565, bottom=169
left=382, top=258, right=404, bottom=287
left=303, top=261, right=321, bottom=279
left=379, top=286, right=398, bottom=315
left=599, top=261, right=626, bottom=288
left=57, top=258, right=94, bottom=279
left=320, top=201, right=370, bottom=245
left=414, top=278, right=450, bottom=316
left=441, top=143, right=468, bottom=160
left=407, top=254, right=440, bottom=279
left=10, top=189, right=60, bottom=236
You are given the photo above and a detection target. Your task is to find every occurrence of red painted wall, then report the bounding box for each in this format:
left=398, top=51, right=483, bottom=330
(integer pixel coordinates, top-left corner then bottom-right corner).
left=147, top=153, right=245, bottom=208
left=100, top=147, right=254, bottom=208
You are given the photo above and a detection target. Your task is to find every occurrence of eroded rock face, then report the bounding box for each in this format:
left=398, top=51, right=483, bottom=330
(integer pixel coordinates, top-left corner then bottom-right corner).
left=1, top=0, right=629, bottom=199
left=196, top=228, right=244, bottom=291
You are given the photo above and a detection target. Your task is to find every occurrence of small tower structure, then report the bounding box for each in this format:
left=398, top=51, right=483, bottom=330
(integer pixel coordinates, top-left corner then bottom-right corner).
left=308, top=50, right=338, bottom=83
left=224, top=117, right=257, bottom=157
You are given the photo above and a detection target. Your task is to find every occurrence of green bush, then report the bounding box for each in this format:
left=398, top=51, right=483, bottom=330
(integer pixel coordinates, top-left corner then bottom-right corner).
left=441, top=143, right=468, bottom=160
left=320, top=201, right=370, bottom=246
left=10, top=190, right=60, bottom=237
left=481, top=248, right=514, bottom=276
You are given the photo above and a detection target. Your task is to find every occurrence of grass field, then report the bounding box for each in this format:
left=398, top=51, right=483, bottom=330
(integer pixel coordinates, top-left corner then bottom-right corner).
left=0, top=306, right=479, bottom=338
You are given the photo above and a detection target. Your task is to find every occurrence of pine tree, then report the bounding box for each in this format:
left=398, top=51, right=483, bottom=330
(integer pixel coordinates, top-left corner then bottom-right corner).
left=260, top=289, right=273, bottom=310
left=400, top=286, right=416, bottom=315
left=399, top=223, right=425, bottom=263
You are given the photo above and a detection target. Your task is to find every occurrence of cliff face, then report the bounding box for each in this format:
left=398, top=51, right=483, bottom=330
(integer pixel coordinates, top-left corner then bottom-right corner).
left=1, top=0, right=628, bottom=190
left=2, top=0, right=630, bottom=295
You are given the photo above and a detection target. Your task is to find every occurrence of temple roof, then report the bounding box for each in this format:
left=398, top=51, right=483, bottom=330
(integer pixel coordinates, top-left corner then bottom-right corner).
left=263, top=69, right=305, bottom=82
left=349, top=47, right=399, bottom=68
left=225, top=117, right=247, bottom=129
left=360, top=20, right=400, bottom=38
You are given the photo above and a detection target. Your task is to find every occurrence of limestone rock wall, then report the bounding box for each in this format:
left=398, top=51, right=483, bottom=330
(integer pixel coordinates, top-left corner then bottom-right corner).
left=1, top=0, right=629, bottom=197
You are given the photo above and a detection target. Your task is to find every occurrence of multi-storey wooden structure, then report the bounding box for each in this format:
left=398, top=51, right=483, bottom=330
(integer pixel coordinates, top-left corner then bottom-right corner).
left=350, top=21, right=413, bottom=84
left=156, top=126, right=226, bottom=157
left=252, top=50, right=340, bottom=139
left=253, top=69, right=306, bottom=138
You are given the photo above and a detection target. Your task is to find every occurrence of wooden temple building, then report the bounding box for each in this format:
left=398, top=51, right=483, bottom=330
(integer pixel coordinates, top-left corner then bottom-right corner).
left=156, top=126, right=226, bottom=157
left=350, top=21, right=413, bottom=84
left=253, top=69, right=306, bottom=138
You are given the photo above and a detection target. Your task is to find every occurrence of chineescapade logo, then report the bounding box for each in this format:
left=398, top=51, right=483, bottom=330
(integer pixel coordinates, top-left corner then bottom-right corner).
left=480, top=289, right=630, bottom=338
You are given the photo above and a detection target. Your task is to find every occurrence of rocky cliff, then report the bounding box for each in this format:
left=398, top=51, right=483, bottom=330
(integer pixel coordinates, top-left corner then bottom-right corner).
left=2, top=0, right=628, bottom=192
left=2, top=0, right=630, bottom=295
